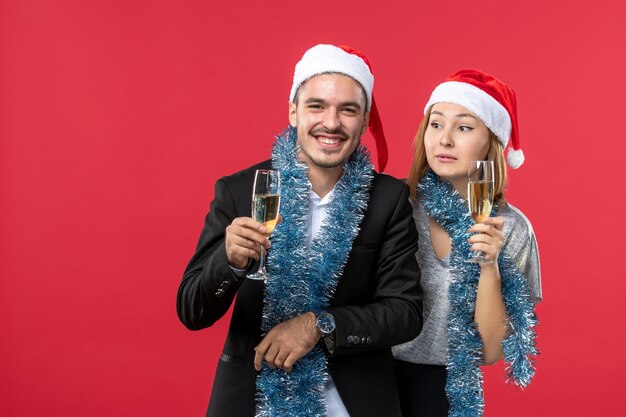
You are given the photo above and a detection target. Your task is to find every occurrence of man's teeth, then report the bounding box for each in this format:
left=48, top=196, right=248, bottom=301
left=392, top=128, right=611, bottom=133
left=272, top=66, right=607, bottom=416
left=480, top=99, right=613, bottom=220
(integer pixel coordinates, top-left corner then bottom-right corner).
left=318, top=137, right=341, bottom=145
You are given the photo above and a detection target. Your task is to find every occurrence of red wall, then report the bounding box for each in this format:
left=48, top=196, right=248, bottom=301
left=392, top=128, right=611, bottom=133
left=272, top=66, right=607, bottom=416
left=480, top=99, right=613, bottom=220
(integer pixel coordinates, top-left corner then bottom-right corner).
left=2, top=1, right=624, bottom=416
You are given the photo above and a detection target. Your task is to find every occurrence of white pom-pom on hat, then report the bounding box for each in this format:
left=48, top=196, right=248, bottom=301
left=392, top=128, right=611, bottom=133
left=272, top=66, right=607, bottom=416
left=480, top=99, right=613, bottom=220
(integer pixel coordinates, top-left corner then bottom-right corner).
left=507, top=148, right=525, bottom=169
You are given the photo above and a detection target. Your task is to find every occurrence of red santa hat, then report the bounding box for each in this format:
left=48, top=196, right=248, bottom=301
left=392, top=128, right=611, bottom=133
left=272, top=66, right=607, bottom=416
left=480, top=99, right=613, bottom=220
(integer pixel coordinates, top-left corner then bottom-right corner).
left=290, top=44, right=388, bottom=172
left=424, top=69, right=525, bottom=169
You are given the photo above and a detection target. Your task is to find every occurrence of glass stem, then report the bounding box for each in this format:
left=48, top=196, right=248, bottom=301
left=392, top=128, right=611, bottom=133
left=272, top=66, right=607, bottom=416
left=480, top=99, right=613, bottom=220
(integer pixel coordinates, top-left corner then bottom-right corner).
left=258, top=244, right=266, bottom=273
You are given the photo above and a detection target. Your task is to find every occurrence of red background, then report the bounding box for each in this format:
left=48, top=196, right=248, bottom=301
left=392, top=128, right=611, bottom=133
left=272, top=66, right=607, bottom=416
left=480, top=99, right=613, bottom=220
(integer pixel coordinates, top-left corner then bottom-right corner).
left=2, top=1, right=624, bottom=416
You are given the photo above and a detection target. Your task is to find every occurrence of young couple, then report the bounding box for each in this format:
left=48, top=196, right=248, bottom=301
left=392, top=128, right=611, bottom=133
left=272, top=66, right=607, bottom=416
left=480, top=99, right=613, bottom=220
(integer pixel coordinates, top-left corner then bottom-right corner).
left=177, top=44, right=542, bottom=417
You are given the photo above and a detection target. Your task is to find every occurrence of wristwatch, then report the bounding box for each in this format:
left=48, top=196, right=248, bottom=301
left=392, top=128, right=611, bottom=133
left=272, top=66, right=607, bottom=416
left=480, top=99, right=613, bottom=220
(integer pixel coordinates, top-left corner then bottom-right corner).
left=315, top=311, right=336, bottom=336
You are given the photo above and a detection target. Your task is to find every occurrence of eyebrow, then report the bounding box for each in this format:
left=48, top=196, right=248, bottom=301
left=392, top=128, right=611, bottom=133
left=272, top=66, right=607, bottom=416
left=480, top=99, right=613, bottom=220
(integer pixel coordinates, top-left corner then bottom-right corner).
left=431, top=110, right=477, bottom=119
left=303, top=97, right=364, bottom=110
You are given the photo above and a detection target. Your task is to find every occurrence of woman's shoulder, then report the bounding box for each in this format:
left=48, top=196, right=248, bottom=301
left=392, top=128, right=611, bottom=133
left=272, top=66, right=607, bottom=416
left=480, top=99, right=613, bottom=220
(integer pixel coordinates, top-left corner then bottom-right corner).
left=499, top=203, right=536, bottom=241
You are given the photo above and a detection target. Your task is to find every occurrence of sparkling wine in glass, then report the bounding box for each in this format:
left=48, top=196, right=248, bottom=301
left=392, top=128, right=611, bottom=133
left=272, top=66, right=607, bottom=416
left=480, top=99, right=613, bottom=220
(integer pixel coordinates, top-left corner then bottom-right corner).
left=247, top=169, right=281, bottom=280
left=465, top=160, right=494, bottom=264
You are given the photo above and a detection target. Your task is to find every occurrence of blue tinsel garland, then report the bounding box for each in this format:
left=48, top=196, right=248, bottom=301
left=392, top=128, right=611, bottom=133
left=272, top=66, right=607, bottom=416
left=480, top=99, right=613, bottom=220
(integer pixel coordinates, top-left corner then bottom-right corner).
left=418, top=170, right=538, bottom=417
left=255, top=127, right=374, bottom=417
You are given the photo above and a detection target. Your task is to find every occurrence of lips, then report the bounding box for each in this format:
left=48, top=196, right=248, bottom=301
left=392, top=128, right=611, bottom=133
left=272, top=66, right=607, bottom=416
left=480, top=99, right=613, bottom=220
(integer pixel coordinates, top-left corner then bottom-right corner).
left=317, top=136, right=342, bottom=145
left=311, top=128, right=347, bottom=147
left=436, top=153, right=457, bottom=162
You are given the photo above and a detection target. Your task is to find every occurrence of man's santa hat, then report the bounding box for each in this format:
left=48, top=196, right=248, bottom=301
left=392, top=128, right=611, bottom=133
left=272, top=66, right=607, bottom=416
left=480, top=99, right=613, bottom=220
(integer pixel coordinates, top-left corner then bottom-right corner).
left=289, top=44, right=388, bottom=172
left=424, top=69, right=525, bottom=169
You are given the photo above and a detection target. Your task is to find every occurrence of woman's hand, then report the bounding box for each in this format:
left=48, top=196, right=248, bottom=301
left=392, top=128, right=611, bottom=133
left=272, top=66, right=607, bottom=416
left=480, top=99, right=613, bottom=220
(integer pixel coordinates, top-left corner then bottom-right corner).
left=468, top=216, right=505, bottom=266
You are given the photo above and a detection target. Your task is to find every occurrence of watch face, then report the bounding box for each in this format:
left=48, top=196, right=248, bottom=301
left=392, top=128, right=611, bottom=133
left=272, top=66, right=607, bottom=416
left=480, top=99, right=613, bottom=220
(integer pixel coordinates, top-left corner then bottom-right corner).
left=316, top=312, right=336, bottom=334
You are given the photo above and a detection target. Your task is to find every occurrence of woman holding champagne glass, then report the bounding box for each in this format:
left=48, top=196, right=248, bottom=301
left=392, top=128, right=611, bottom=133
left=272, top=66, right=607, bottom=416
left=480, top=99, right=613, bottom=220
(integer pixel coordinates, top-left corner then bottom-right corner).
left=392, top=69, right=542, bottom=417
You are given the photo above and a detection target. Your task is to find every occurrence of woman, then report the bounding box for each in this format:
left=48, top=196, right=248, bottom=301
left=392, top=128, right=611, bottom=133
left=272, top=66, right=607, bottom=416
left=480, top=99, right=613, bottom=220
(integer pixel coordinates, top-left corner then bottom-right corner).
left=392, top=69, right=542, bottom=417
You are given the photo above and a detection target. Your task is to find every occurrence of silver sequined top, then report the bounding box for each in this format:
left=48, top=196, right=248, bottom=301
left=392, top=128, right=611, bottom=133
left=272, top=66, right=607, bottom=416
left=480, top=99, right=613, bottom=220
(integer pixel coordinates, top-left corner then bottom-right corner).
left=392, top=199, right=542, bottom=366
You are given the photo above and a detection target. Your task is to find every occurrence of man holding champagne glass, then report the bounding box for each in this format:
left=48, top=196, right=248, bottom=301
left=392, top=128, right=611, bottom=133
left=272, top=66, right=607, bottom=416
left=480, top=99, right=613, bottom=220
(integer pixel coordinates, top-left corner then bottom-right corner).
left=177, top=44, right=423, bottom=417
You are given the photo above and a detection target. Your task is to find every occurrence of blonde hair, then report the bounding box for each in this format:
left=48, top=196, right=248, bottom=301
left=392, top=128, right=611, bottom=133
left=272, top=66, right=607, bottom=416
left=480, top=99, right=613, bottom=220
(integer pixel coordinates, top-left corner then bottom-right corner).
left=407, top=106, right=508, bottom=205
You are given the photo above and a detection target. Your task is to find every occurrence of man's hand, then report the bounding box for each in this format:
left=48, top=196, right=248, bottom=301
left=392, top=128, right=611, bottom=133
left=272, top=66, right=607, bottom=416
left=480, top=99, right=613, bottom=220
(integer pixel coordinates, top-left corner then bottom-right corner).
left=254, top=312, right=321, bottom=372
left=225, top=217, right=270, bottom=269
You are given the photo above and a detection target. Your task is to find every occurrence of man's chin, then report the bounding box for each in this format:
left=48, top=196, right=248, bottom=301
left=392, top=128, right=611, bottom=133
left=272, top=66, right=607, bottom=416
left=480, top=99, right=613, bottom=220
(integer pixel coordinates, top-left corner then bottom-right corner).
left=310, top=158, right=344, bottom=169
left=297, top=144, right=349, bottom=169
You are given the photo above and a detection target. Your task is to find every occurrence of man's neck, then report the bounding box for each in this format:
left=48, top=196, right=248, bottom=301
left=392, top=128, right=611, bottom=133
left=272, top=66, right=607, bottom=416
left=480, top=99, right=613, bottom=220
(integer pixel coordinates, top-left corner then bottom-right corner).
left=307, top=164, right=342, bottom=199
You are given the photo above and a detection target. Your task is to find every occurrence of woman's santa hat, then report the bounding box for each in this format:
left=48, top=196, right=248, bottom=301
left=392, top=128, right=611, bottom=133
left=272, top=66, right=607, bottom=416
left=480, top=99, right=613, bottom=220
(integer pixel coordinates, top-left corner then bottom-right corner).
left=424, top=69, right=525, bottom=169
left=289, top=44, right=388, bottom=172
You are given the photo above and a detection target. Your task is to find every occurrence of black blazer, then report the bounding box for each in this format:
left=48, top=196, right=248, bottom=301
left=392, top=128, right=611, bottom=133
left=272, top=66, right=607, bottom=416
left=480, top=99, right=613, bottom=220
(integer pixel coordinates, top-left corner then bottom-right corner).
left=177, top=160, right=423, bottom=417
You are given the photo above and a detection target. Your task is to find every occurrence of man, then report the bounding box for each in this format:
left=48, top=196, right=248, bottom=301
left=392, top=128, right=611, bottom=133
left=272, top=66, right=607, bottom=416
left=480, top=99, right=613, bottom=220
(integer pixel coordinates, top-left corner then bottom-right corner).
left=177, top=44, right=423, bottom=417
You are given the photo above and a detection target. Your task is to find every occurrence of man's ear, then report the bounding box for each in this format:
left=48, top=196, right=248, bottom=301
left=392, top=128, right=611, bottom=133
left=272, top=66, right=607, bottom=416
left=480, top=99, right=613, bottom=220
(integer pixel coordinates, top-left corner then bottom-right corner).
left=288, top=102, right=297, bottom=127
left=361, top=111, right=370, bottom=135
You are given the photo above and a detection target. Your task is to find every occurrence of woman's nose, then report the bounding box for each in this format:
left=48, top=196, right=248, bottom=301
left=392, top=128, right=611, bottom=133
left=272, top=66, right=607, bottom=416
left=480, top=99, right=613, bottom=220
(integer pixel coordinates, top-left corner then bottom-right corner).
left=439, top=129, right=454, bottom=147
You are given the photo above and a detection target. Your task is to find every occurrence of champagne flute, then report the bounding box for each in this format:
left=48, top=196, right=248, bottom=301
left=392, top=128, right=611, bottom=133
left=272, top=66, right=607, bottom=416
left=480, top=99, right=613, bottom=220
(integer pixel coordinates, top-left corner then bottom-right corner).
left=247, top=169, right=281, bottom=280
left=465, top=160, right=494, bottom=264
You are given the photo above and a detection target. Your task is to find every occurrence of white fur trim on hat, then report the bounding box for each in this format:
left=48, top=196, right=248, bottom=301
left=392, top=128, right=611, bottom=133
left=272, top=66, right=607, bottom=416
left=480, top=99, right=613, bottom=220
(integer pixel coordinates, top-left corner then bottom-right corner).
left=289, top=44, right=374, bottom=110
left=424, top=81, right=512, bottom=148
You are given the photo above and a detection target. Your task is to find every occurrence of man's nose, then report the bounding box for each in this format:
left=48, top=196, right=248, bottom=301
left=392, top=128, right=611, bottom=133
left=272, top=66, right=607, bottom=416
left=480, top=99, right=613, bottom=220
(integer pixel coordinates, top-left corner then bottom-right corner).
left=322, top=108, right=341, bottom=130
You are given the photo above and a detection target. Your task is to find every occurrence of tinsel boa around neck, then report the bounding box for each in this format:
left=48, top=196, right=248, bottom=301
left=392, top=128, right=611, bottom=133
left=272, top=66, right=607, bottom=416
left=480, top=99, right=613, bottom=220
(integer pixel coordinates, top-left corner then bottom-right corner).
left=418, top=170, right=538, bottom=417
left=255, top=126, right=374, bottom=417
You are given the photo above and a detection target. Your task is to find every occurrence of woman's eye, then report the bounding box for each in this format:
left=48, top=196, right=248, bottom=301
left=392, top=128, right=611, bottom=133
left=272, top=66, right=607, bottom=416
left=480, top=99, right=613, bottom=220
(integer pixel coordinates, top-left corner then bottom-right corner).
left=459, top=125, right=474, bottom=132
left=430, top=122, right=441, bottom=129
